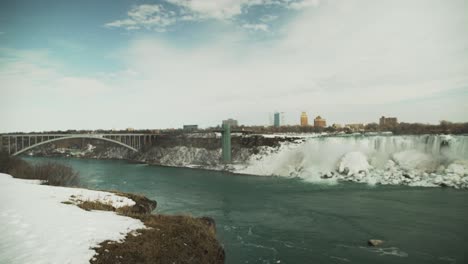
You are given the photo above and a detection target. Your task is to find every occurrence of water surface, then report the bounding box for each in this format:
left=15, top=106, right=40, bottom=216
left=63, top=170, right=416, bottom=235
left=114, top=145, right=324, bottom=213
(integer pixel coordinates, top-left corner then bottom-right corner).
left=26, top=157, right=468, bottom=264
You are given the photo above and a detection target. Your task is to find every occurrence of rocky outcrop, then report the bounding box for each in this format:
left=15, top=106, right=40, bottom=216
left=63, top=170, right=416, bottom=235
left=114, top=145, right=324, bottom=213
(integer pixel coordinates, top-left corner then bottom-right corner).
left=111, top=191, right=158, bottom=215
left=368, top=239, right=384, bottom=247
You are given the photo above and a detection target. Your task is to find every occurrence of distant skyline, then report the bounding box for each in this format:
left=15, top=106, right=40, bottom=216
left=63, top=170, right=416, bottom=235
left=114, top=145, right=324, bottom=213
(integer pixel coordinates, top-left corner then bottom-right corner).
left=1, top=0, right=467, bottom=133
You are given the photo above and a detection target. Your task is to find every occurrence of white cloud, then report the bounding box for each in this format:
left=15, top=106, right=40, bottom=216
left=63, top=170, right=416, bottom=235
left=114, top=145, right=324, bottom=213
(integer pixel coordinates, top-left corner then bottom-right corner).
left=105, top=0, right=322, bottom=32
left=165, top=0, right=247, bottom=20
left=165, top=0, right=322, bottom=19
left=115, top=0, right=468, bottom=126
left=242, top=23, right=269, bottom=31
left=0, top=49, right=116, bottom=132
left=260, top=15, right=278, bottom=22
left=105, top=4, right=176, bottom=31
left=2, top=0, right=467, bottom=132
left=288, top=0, right=320, bottom=10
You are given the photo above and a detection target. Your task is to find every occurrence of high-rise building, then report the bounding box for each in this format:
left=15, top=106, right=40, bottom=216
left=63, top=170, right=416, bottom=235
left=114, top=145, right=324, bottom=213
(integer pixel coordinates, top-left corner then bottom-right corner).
left=274, top=112, right=281, bottom=127
left=222, top=118, right=239, bottom=127
left=314, top=116, right=326, bottom=128
left=300, top=112, right=308, bottom=126
left=379, top=116, right=398, bottom=127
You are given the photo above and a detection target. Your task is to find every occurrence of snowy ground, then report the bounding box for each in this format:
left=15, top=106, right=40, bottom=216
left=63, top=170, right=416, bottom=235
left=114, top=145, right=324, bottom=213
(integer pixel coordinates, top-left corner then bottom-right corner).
left=0, top=173, right=145, bottom=264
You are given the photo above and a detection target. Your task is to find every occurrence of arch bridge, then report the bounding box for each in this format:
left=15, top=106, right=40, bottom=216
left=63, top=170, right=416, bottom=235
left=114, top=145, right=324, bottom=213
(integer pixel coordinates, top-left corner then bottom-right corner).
left=0, top=134, right=156, bottom=156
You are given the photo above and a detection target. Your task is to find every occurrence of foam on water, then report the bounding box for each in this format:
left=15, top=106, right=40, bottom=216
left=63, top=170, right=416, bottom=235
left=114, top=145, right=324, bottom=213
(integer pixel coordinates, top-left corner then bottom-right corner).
left=235, top=135, right=468, bottom=188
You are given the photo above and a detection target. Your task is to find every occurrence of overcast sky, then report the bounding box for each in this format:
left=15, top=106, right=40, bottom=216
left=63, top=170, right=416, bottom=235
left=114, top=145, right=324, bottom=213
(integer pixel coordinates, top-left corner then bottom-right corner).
left=1, top=0, right=467, bottom=132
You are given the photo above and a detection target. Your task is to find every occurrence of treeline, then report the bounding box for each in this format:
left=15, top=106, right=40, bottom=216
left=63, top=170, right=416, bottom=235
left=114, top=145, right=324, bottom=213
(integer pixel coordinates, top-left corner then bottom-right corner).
left=4, top=121, right=468, bottom=136
left=0, top=152, right=79, bottom=186
left=388, top=121, right=468, bottom=135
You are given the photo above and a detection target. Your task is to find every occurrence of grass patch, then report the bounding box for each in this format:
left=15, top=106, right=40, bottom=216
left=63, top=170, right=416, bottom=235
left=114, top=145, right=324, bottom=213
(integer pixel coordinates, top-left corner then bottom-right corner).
left=77, top=200, right=115, bottom=212
left=91, top=214, right=225, bottom=264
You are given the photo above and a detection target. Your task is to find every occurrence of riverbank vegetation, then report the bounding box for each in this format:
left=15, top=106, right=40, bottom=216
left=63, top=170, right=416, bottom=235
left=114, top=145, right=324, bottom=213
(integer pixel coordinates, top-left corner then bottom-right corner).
left=63, top=191, right=225, bottom=264
left=5, top=120, right=467, bottom=136
left=0, top=151, right=79, bottom=186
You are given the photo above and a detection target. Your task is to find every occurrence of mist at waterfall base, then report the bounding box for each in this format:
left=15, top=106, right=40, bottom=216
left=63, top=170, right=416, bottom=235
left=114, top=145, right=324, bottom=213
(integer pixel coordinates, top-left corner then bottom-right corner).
left=26, top=157, right=468, bottom=263
left=237, top=135, right=468, bottom=189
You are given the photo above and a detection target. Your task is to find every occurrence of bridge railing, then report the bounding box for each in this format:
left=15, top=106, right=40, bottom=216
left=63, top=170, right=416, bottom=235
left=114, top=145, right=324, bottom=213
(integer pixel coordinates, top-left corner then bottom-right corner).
left=0, top=134, right=156, bottom=156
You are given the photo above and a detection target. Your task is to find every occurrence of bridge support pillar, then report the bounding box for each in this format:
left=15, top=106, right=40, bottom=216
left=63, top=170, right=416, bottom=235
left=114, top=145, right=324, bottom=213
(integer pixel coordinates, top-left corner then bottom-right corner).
left=221, top=124, right=232, bottom=163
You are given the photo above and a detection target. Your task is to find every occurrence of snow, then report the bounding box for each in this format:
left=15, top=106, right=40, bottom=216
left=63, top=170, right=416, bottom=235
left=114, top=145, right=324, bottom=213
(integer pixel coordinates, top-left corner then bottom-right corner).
left=392, top=150, right=436, bottom=170
left=338, top=152, right=371, bottom=176
left=0, top=173, right=145, bottom=264
left=256, top=133, right=322, bottom=139
left=235, top=135, right=468, bottom=188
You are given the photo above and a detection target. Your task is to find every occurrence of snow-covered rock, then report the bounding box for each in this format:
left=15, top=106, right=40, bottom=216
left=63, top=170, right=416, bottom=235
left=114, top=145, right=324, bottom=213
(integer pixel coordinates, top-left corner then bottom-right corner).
left=445, top=163, right=466, bottom=176
left=338, top=152, right=371, bottom=176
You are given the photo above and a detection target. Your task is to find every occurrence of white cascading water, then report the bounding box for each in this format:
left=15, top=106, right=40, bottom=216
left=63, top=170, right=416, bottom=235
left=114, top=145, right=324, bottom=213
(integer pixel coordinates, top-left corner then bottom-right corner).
left=236, top=135, right=468, bottom=188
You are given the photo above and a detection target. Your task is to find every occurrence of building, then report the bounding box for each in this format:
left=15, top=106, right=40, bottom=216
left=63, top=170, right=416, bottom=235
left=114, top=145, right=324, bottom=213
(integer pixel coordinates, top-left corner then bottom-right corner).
left=332, top=123, right=342, bottom=129
left=274, top=112, right=281, bottom=128
left=222, top=118, right=239, bottom=127
left=183, top=125, right=198, bottom=131
left=300, top=112, right=309, bottom=126
left=126, top=127, right=134, bottom=132
left=379, top=116, right=398, bottom=127
left=314, top=116, right=326, bottom=128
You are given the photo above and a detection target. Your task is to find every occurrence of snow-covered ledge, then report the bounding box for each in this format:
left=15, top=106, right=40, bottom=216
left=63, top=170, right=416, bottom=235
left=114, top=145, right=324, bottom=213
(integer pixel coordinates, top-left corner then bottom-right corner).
left=0, top=173, right=145, bottom=264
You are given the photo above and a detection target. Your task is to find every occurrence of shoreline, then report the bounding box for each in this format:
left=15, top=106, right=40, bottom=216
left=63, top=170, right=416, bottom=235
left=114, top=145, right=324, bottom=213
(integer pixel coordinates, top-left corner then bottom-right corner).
left=0, top=173, right=225, bottom=264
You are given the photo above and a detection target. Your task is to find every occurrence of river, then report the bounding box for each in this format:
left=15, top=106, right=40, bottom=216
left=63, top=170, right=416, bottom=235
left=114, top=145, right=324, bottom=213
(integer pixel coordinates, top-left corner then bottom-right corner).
left=26, top=157, right=468, bottom=264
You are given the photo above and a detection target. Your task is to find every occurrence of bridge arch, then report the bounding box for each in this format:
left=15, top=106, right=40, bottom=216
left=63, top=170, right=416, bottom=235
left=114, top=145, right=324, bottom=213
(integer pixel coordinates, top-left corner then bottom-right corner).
left=12, top=135, right=138, bottom=156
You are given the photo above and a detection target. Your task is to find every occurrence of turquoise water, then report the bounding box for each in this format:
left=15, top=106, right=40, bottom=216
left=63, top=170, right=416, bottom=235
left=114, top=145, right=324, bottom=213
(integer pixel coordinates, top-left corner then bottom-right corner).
left=26, top=157, right=468, bottom=264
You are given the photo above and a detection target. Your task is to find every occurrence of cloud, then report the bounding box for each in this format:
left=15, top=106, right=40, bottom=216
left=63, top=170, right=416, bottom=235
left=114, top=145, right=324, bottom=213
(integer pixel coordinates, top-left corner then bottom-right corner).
left=105, top=4, right=176, bottom=31
left=0, top=49, right=116, bottom=131
left=260, top=15, right=278, bottom=23
left=105, top=0, right=322, bottom=32
left=2, top=0, right=467, bottom=132
left=114, top=0, right=468, bottom=126
left=165, top=0, right=247, bottom=20
left=288, top=0, right=320, bottom=10
left=165, top=0, right=321, bottom=19
left=242, top=23, right=269, bottom=32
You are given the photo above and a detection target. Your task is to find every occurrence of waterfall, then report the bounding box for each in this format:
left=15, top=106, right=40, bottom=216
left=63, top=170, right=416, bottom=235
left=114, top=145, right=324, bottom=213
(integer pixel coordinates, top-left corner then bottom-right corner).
left=236, top=135, right=468, bottom=188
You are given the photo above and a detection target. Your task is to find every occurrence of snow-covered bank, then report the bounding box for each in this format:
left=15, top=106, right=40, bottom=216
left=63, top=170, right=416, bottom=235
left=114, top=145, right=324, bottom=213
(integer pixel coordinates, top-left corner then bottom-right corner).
left=235, top=135, right=468, bottom=188
left=0, top=173, right=145, bottom=264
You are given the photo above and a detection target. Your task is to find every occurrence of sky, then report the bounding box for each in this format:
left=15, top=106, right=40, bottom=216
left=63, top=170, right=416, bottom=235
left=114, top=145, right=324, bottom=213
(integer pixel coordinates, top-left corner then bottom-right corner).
left=0, top=0, right=467, bottom=132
